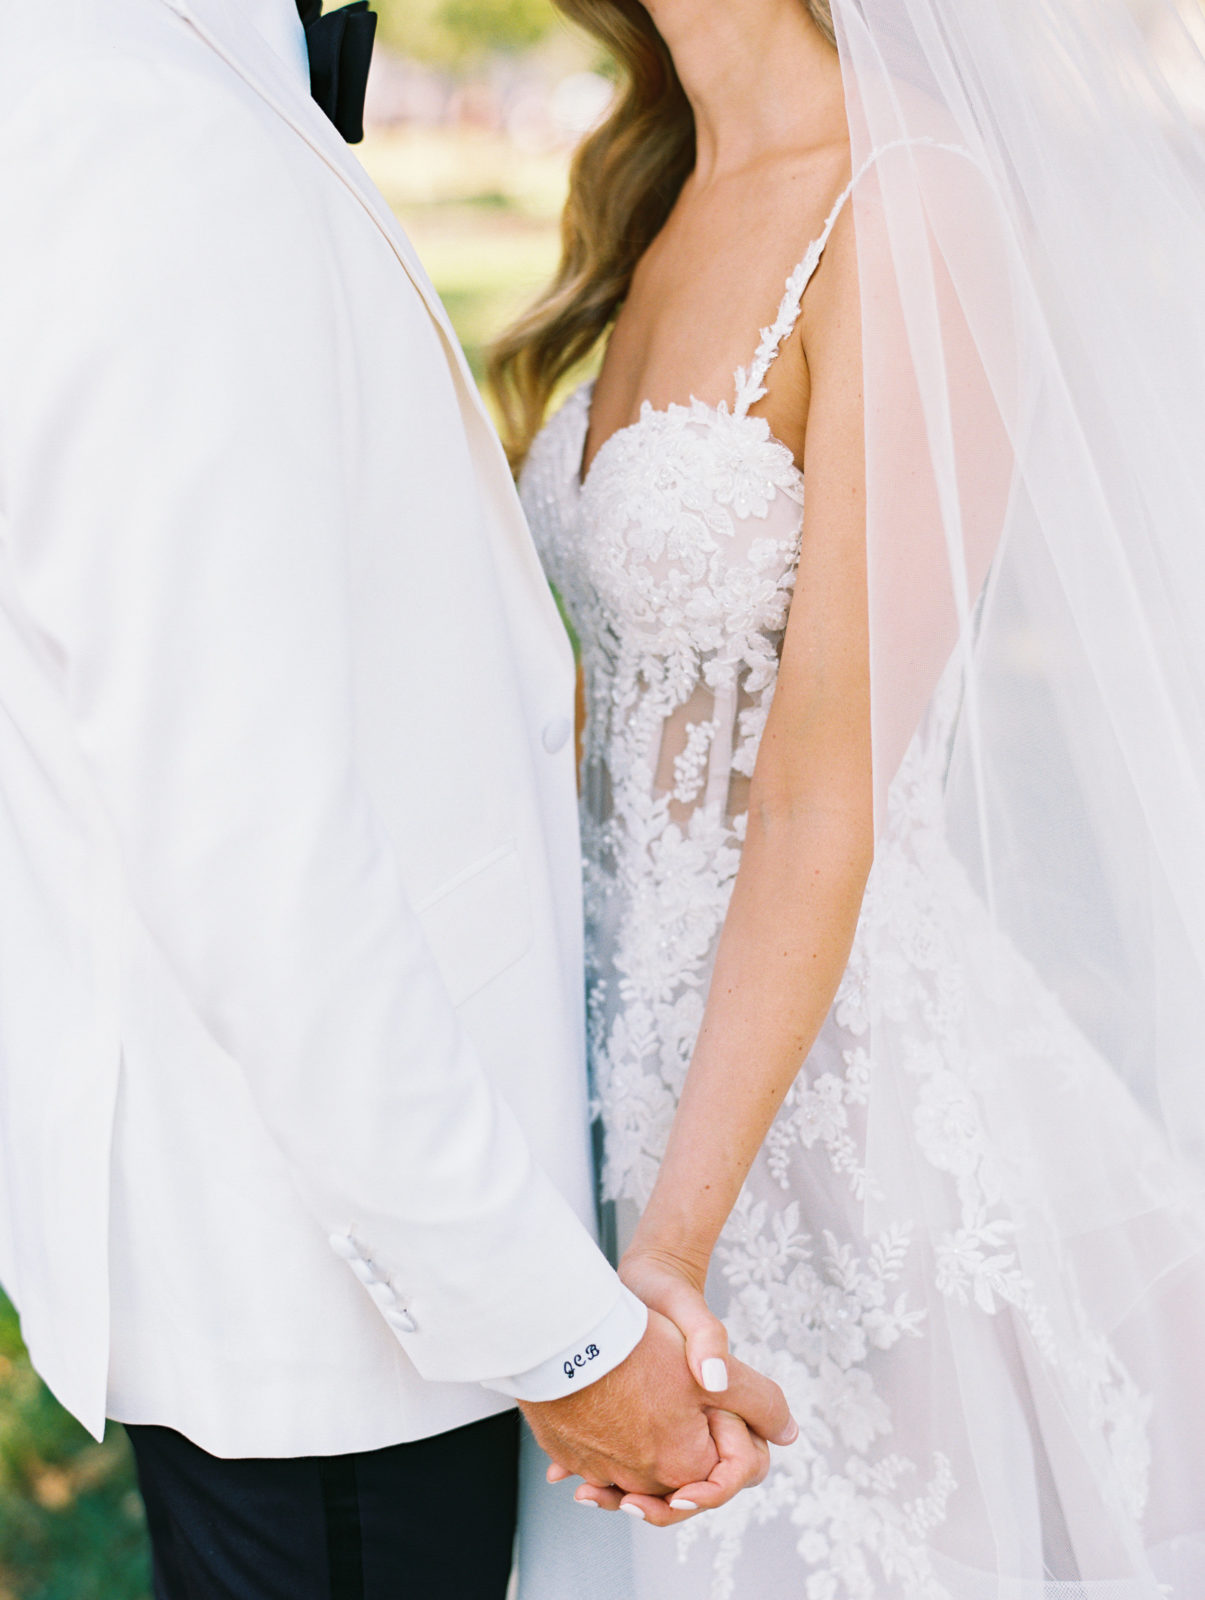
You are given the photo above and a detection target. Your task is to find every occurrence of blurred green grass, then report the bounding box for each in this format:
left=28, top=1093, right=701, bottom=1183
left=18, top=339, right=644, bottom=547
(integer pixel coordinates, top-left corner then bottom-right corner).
left=0, top=124, right=566, bottom=1599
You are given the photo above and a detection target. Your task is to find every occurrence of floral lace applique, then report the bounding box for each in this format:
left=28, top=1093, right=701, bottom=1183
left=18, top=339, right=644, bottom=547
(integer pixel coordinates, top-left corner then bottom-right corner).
left=519, top=235, right=1156, bottom=1594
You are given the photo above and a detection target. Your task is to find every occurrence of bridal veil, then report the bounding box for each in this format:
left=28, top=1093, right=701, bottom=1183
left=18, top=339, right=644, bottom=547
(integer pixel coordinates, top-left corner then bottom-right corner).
left=841, top=0, right=1205, bottom=1586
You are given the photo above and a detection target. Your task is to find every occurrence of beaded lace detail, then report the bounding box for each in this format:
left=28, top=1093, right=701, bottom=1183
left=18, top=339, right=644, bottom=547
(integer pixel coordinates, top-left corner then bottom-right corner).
left=520, top=176, right=1158, bottom=1599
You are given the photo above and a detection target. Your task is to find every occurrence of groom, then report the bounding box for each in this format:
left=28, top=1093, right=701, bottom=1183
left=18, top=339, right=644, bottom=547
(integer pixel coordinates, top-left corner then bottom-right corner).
left=0, top=1, right=791, bottom=1595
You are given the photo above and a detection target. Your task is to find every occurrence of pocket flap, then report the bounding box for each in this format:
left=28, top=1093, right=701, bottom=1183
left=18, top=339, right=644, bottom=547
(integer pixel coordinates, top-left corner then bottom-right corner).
left=414, top=845, right=533, bottom=1007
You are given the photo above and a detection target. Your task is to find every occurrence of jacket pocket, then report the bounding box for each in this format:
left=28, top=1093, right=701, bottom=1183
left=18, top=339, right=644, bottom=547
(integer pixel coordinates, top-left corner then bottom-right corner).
left=414, top=844, right=533, bottom=1007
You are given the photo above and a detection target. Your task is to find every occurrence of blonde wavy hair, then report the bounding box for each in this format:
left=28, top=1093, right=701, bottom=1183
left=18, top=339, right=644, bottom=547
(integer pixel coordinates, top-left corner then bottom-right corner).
left=489, top=0, right=836, bottom=468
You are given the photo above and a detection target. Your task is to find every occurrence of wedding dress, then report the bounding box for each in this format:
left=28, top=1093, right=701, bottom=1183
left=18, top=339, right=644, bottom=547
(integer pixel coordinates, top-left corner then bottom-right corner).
left=514, top=174, right=1205, bottom=1600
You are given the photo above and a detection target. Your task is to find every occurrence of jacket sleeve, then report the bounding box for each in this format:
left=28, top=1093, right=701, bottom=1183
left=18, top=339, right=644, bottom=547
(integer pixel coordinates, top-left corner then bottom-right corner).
left=0, top=60, right=626, bottom=1385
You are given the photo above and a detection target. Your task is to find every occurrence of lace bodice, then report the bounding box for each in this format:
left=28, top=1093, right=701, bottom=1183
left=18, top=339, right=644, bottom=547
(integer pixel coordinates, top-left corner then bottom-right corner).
left=521, top=191, right=854, bottom=1211
left=523, top=181, right=851, bottom=883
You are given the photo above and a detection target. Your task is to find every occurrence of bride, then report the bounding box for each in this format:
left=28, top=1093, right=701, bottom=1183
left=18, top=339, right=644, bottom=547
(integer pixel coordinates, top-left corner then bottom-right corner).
left=494, top=0, right=1205, bottom=1594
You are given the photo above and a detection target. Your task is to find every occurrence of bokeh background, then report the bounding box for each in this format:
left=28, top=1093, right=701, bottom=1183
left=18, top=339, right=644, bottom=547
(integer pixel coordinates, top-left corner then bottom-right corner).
left=0, top=2, right=598, bottom=1593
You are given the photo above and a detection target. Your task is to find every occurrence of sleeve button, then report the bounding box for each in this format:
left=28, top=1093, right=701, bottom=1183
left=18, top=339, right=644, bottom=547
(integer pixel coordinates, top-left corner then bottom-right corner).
left=542, top=716, right=571, bottom=755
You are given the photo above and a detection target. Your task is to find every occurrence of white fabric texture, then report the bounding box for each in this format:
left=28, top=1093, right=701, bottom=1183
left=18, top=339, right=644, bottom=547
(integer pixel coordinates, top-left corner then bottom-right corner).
left=241, top=0, right=308, bottom=78
left=516, top=116, right=1205, bottom=1596
left=0, top=0, right=638, bottom=1456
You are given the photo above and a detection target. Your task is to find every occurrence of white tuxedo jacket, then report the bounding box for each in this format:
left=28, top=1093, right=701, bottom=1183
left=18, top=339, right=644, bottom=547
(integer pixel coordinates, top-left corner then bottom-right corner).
left=0, top=0, right=637, bottom=1456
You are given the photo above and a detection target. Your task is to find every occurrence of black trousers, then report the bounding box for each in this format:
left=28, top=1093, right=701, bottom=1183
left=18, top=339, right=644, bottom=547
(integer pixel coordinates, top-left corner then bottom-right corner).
left=126, top=1410, right=520, bottom=1600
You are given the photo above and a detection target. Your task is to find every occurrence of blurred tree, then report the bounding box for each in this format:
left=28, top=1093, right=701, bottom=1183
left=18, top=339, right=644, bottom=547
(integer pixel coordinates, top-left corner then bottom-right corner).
left=372, top=0, right=561, bottom=64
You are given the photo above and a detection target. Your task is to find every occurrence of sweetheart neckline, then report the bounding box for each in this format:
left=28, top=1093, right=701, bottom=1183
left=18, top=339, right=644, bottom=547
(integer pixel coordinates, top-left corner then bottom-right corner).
left=573, top=382, right=806, bottom=498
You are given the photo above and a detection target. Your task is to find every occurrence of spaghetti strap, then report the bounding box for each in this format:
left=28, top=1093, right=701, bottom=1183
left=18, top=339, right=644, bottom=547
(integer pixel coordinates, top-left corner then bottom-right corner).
left=732, top=138, right=969, bottom=416
left=732, top=163, right=862, bottom=415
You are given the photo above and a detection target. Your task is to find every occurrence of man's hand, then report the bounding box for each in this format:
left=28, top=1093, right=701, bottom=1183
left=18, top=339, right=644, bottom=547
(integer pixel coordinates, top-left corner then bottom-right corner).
left=521, top=1308, right=795, bottom=1504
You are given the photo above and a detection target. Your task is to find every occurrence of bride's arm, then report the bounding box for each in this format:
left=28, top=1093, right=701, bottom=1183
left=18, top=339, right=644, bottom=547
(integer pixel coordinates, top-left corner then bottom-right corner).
left=622, top=202, right=874, bottom=1432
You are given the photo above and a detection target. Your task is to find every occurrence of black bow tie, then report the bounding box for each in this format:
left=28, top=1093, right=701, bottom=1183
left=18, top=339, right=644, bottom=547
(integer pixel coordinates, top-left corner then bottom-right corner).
left=294, top=1, right=377, bottom=144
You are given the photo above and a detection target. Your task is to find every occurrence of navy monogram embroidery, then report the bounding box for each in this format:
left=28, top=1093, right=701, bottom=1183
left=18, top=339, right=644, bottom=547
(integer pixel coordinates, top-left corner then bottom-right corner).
left=562, top=1343, right=601, bottom=1382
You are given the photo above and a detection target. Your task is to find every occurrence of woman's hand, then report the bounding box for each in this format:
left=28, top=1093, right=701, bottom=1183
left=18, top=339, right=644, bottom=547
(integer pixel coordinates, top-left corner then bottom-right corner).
left=618, top=1245, right=731, bottom=1398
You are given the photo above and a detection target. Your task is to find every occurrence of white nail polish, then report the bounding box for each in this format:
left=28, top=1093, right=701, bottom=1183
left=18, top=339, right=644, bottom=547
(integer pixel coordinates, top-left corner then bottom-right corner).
left=701, top=1357, right=728, bottom=1392
left=620, top=1503, right=647, bottom=1520
left=575, top=1496, right=599, bottom=1509
left=669, top=1499, right=698, bottom=1512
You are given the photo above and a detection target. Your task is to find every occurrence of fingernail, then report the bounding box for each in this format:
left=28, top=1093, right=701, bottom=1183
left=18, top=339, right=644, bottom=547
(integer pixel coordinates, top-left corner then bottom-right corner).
left=701, top=1358, right=728, bottom=1392
left=779, top=1418, right=800, bottom=1445
left=669, top=1499, right=698, bottom=1511
left=620, top=1503, right=647, bottom=1520
left=575, top=1495, right=599, bottom=1508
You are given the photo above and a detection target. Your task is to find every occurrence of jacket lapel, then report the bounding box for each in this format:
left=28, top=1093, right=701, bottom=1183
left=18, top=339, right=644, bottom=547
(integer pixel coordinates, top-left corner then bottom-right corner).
left=162, top=0, right=464, bottom=369
left=158, top=0, right=573, bottom=671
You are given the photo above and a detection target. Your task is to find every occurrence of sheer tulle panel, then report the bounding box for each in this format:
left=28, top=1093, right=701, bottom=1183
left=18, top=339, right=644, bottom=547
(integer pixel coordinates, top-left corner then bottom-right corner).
left=649, top=682, right=761, bottom=831
left=836, top=0, right=1205, bottom=1584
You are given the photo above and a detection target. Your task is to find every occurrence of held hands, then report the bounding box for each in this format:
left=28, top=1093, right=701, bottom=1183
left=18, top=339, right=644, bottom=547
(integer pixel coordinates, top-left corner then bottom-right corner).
left=521, top=1249, right=797, bottom=1529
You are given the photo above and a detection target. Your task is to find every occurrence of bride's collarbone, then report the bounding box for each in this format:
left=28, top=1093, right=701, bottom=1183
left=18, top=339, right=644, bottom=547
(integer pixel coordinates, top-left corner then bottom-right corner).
left=585, top=169, right=840, bottom=472
left=586, top=287, right=812, bottom=474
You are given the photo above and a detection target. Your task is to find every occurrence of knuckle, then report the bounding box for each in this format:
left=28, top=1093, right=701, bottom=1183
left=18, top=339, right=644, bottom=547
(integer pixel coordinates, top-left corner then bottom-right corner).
left=664, top=1450, right=710, bottom=1488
